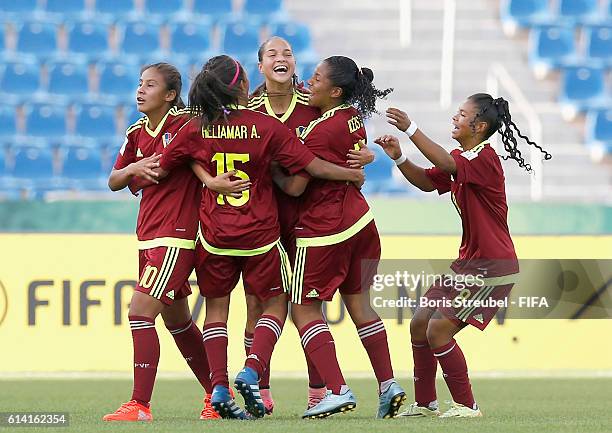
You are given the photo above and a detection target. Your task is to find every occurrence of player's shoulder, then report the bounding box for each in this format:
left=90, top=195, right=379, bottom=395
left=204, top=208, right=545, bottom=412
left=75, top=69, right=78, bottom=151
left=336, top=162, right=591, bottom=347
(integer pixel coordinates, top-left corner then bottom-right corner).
left=126, top=115, right=146, bottom=136
left=248, top=93, right=266, bottom=110
left=301, top=104, right=352, bottom=139
left=457, top=141, right=496, bottom=162
left=167, top=106, right=192, bottom=124
left=294, top=87, right=311, bottom=104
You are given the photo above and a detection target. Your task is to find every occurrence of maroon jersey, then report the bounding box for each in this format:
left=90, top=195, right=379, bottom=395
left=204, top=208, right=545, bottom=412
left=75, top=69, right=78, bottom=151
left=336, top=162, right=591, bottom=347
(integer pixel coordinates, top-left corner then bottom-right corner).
left=159, top=106, right=315, bottom=253
left=114, top=107, right=200, bottom=247
left=425, top=142, right=518, bottom=276
left=296, top=104, right=372, bottom=241
left=249, top=88, right=320, bottom=243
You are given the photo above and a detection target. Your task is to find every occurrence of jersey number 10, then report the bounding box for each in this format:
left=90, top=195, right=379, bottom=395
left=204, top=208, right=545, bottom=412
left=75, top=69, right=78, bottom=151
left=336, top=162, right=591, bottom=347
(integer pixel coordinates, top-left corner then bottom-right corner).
left=211, top=152, right=250, bottom=207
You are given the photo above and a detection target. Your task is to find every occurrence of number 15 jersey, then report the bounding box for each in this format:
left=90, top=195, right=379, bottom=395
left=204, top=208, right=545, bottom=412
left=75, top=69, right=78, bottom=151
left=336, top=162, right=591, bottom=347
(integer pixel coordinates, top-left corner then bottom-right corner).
left=160, top=106, right=315, bottom=253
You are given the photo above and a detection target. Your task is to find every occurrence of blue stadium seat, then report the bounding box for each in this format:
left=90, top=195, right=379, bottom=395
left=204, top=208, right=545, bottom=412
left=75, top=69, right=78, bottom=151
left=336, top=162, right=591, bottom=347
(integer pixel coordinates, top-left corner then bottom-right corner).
left=169, top=21, right=212, bottom=62
left=16, top=21, right=58, bottom=56
left=243, top=0, right=286, bottom=19
left=586, top=109, right=612, bottom=146
left=0, top=106, right=16, bottom=137
left=558, top=0, right=600, bottom=23
left=118, top=21, right=162, bottom=58
left=528, top=25, right=577, bottom=75
left=500, top=0, right=553, bottom=32
left=559, top=66, right=609, bottom=114
left=44, top=0, right=88, bottom=18
left=221, top=20, right=261, bottom=58
left=97, top=61, right=139, bottom=103
left=144, top=0, right=186, bottom=17
left=0, top=61, right=41, bottom=102
left=269, top=20, right=313, bottom=55
left=11, top=146, right=55, bottom=180
left=94, top=0, right=137, bottom=21
left=66, top=21, right=110, bottom=58
left=47, top=61, right=90, bottom=100
left=75, top=104, right=118, bottom=139
left=25, top=104, right=67, bottom=138
left=584, top=25, right=612, bottom=65
left=193, top=0, right=234, bottom=20
left=61, top=146, right=105, bottom=180
left=0, top=0, right=40, bottom=20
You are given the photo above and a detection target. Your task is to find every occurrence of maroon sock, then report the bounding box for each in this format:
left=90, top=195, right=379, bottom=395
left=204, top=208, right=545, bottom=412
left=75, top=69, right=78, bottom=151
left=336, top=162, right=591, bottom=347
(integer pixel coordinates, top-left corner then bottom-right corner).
left=129, top=315, right=159, bottom=406
left=167, top=320, right=212, bottom=394
left=299, top=320, right=346, bottom=394
left=244, top=315, right=283, bottom=379
left=306, top=352, right=325, bottom=388
left=202, top=322, right=228, bottom=389
left=433, top=339, right=475, bottom=408
left=412, top=339, right=438, bottom=407
left=357, top=319, right=394, bottom=387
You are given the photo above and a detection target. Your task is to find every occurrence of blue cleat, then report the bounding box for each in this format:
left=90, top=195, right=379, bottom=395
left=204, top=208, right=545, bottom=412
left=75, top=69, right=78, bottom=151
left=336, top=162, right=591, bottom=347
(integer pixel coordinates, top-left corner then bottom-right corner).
left=234, top=367, right=265, bottom=418
left=376, top=381, right=406, bottom=419
left=302, top=389, right=357, bottom=419
left=210, top=385, right=250, bottom=420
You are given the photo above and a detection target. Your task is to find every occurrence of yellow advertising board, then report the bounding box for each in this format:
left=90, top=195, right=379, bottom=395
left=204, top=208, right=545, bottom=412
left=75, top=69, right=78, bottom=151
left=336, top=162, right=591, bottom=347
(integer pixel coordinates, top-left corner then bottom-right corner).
left=1, top=234, right=611, bottom=374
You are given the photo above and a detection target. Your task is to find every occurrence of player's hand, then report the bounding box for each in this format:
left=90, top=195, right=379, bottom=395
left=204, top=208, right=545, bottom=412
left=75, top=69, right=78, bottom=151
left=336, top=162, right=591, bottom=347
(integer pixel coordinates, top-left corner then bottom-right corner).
left=386, top=107, right=412, bottom=132
left=208, top=170, right=251, bottom=198
left=128, top=153, right=161, bottom=184
left=374, top=135, right=402, bottom=160
left=347, top=145, right=375, bottom=168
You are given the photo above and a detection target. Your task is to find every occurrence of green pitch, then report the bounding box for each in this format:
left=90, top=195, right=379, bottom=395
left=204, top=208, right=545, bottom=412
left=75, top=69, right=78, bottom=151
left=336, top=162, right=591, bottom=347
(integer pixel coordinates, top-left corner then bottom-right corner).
left=1, top=377, right=610, bottom=432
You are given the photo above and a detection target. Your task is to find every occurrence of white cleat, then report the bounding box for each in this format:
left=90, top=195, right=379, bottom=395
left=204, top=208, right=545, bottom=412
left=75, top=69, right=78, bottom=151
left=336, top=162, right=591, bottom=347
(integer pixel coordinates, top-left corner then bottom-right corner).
left=396, top=402, right=441, bottom=418
left=439, top=401, right=482, bottom=418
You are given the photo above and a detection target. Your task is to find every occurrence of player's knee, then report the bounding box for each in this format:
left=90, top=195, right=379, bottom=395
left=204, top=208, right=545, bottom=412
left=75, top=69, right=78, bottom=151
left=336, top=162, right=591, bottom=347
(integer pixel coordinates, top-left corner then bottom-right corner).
left=410, top=315, right=428, bottom=340
left=425, top=321, right=449, bottom=349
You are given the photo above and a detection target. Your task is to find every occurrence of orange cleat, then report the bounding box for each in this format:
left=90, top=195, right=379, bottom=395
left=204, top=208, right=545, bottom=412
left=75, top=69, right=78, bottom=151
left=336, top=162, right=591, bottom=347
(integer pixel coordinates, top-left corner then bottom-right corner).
left=103, top=400, right=152, bottom=422
left=200, top=394, right=221, bottom=420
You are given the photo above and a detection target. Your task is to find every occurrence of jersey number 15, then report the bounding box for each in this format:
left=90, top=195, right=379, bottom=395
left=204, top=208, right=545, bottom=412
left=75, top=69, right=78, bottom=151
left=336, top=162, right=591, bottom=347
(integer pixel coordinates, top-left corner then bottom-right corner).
left=211, top=152, right=250, bottom=207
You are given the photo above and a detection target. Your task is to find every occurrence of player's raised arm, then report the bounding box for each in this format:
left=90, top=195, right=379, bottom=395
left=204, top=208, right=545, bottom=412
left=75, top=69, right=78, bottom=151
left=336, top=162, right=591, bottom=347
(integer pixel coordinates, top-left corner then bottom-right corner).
left=108, top=153, right=161, bottom=191
left=374, top=135, right=434, bottom=192
left=386, top=107, right=456, bottom=174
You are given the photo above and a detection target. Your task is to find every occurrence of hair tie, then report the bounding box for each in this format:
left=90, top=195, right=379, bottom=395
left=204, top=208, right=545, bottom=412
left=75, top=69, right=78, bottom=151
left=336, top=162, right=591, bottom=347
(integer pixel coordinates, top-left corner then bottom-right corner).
left=222, top=105, right=231, bottom=116
left=228, top=59, right=241, bottom=87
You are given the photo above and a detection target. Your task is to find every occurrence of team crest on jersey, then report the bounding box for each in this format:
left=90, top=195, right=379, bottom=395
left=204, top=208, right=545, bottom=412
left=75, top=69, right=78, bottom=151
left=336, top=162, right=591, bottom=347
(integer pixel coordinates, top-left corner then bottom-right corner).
left=296, top=125, right=307, bottom=138
left=162, top=132, right=176, bottom=148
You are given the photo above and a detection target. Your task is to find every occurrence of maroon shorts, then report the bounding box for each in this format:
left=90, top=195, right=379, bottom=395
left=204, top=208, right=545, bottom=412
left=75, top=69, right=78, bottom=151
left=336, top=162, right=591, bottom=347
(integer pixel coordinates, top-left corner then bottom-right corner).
left=423, top=276, right=514, bottom=330
left=195, top=241, right=291, bottom=302
left=291, top=221, right=381, bottom=304
left=136, top=247, right=194, bottom=305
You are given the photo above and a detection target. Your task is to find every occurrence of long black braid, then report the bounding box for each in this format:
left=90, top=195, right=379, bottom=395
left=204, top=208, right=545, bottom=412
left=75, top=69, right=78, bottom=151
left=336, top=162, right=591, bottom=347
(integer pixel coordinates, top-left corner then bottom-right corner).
left=468, top=93, right=552, bottom=172
left=189, top=55, right=245, bottom=129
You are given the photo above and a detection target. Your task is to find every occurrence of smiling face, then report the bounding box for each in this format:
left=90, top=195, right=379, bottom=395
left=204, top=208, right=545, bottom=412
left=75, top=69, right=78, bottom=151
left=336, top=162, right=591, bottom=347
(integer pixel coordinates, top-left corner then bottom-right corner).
left=451, top=99, right=489, bottom=143
left=258, top=37, right=296, bottom=87
left=306, top=61, right=341, bottom=111
left=136, top=67, right=175, bottom=115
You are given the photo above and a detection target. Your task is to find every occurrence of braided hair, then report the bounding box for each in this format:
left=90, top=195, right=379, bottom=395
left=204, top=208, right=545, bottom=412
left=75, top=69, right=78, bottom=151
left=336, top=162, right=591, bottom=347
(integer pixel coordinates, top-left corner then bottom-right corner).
left=189, top=55, right=246, bottom=129
left=323, top=56, right=393, bottom=119
left=468, top=93, right=552, bottom=172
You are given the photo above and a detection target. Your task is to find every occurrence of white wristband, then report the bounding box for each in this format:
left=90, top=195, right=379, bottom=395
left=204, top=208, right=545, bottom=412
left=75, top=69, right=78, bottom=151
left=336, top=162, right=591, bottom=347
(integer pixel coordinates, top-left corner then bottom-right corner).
left=393, top=154, right=407, bottom=166
left=405, top=121, right=418, bottom=137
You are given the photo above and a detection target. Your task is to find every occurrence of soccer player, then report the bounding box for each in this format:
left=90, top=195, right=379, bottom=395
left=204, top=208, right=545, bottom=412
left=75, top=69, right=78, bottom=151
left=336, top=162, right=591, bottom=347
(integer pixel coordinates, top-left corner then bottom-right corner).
left=102, top=63, right=245, bottom=422
left=273, top=56, right=406, bottom=419
left=375, top=94, right=551, bottom=418
left=157, top=55, right=365, bottom=419
left=246, top=36, right=375, bottom=413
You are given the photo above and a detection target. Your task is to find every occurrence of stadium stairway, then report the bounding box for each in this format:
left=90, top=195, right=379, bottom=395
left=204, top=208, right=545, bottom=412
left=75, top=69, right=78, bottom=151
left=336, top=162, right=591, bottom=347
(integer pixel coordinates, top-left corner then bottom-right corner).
left=285, top=0, right=612, bottom=202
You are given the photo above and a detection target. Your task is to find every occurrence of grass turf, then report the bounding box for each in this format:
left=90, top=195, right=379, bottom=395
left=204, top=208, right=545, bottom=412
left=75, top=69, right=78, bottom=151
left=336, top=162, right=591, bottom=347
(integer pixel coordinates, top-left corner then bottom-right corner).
left=0, top=378, right=610, bottom=432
